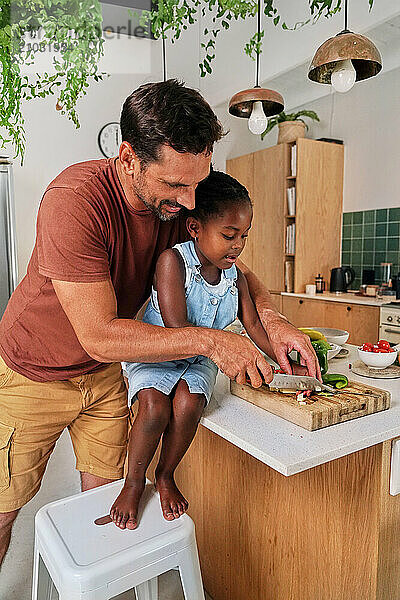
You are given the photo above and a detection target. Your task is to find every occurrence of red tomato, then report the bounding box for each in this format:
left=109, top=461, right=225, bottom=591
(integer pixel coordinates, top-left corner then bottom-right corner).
left=378, top=340, right=391, bottom=350
left=372, top=348, right=381, bottom=353
left=362, top=343, right=373, bottom=352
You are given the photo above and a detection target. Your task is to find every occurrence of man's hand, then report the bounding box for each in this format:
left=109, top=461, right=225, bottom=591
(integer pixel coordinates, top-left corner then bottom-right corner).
left=259, top=312, right=321, bottom=380
left=208, top=330, right=273, bottom=388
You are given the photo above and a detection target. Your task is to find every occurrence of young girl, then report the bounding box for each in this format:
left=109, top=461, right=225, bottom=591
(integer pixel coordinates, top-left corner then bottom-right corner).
left=111, top=170, right=281, bottom=530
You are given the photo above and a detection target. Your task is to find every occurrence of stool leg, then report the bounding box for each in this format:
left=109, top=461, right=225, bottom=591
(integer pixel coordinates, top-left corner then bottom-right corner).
left=31, top=542, right=39, bottom=600
left=134, top=577, right=158, bottom=600
left=32, top=549, right=58, bottom=600
left=178, top=544, right=205, bottom=600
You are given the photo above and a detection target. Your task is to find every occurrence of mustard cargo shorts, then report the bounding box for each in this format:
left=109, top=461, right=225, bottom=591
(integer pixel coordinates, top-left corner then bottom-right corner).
left=0, top=356, right=129, bottom=512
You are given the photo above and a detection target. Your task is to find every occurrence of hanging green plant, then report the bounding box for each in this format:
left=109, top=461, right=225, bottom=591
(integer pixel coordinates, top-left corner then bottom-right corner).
left=141, top=0, right=375, bottom=76
left=0, top=0, right=105, bottom=163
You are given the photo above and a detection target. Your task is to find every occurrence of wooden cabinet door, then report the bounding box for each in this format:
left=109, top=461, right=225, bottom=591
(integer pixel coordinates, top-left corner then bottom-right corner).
left=251, top=145, right=287, bottom=292
left=282, top=296, right=326, bottom=327
left=226, top=153, right=254, bottom=270
left=270, top=292, right=282, bottom=312
left=282, top=297, right=380, bottom=346
left=295, top=139, right=344, bottom=293
left=227, top=145, right=288, bottom=292
left=324, top=302, right=379, bottom=345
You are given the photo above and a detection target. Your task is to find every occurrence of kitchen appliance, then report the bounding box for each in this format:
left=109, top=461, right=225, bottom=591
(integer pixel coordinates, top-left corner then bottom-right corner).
left=362, top=269, right=375, bottom=285
left=380, top=303, right=400, bottom=344
left=315, top=273, right=325, bottom=293
left=381, top=262, right=392, bottom=287
left=392, top=275, right=399, bottom=298
left=330, top=266, right=355, bottom=293
left=0, top=159, right=18, bottom=318
left=230, top=379, right=390, bottom=431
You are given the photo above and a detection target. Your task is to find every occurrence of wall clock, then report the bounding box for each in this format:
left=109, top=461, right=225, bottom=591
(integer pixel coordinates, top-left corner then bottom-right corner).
left=98, top=122, right=121, bottom=158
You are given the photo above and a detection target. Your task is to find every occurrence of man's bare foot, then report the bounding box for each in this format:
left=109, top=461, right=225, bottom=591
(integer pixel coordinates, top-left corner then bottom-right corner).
left=155, top=473, right=188, bottom=520
left=110, top=478, right=145, bottom=530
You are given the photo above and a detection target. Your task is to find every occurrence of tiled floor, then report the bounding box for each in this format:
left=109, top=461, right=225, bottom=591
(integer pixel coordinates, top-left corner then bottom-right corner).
left=0, top=430, right=212, bottom=600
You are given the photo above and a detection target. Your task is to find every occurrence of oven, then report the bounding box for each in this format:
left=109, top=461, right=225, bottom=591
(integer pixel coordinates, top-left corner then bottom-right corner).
left=380, top=303, right=400, bottom=344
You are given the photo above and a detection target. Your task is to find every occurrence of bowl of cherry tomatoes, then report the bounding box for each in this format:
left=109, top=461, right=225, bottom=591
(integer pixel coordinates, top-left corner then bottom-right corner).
left=358, top=340, right=398, bottom=369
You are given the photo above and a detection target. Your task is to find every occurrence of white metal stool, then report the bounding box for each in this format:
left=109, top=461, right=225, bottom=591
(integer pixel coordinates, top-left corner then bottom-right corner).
left=32, top=479, right=205, bottom=600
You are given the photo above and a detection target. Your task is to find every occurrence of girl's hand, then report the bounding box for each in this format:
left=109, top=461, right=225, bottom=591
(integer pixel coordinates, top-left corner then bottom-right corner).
left=208, top=329, right=273, bottom=388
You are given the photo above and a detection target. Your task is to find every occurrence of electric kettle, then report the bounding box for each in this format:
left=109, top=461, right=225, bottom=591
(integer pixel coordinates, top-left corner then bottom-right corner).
left=329, top=266, right=355, bottom=293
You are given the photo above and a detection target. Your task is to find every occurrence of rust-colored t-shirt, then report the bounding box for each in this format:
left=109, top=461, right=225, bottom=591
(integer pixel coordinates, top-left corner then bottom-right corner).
left=0, top=158, right=186, bottom=382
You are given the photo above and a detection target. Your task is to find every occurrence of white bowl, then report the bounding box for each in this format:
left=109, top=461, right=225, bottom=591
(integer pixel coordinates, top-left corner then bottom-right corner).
left=308, top=327, right=349, bottom=346
left=357, top=347, right=397, bottom=369
left=327, top=343, right=341, bottom=360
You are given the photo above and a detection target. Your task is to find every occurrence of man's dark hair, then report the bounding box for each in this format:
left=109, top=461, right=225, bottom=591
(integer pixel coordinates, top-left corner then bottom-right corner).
left=186, top=169, right=252, bottom=223
left=120, top=79, right=224, bottom=165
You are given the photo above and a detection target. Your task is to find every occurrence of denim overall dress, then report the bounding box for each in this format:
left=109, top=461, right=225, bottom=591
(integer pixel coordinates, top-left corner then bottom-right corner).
left=123, top=240, right=238, bottom=405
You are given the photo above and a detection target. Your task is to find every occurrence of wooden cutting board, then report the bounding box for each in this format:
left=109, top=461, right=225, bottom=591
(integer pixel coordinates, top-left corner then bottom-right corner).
left=230, top=380, right=391, bottom=431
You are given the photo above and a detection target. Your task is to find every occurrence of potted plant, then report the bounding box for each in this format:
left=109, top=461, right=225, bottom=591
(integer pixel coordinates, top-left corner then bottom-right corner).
left=261, top=110, right=320, bottom=143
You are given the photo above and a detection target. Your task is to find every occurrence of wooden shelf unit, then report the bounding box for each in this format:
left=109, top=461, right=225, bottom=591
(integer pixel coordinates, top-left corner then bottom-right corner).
left=226, top=138, right=344, bottom=293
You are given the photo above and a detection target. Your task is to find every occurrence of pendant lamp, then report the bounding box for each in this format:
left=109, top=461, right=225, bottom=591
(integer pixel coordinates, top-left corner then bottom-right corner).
left=229, top=0, right=284, bottom=134
left=308, top=0, right=382, bottom=93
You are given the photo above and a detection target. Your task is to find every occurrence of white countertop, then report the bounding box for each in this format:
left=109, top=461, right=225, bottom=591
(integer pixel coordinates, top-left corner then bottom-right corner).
left=281, top=291, right=397, bottom=307
left=200, top=345, right=400, bottom=477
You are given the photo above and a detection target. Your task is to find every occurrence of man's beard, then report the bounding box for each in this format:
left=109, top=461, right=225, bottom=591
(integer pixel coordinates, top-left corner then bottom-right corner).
left=133, top=180, right=181, bottom=222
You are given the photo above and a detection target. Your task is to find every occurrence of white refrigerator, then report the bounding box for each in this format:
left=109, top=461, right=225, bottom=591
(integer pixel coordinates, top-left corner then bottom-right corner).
left=0, top=159, right=18, bottom=318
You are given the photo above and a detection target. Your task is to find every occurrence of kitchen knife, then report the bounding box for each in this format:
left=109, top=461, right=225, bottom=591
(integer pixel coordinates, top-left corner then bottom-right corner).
left=268, top=373, right=337, bottom=394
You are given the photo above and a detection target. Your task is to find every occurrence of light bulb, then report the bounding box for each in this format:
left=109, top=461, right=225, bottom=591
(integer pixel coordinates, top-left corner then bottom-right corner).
left=331, top=59, right=356, bottom=93
left=248, top=101, right=267, bottom=135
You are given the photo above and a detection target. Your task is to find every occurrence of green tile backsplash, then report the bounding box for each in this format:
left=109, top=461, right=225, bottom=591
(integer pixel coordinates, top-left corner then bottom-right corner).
left=341, top=209, right=400, bottom=290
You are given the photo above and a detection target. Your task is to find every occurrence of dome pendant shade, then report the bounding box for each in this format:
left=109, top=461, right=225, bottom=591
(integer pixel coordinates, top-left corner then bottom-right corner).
left=308, top=31, right=382, bottom=84
left=229, top=87, right=284, bottom=119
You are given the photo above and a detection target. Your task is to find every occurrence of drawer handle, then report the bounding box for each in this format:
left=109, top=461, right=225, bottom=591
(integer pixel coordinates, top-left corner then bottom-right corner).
left=382, top=328, right=400, bottom=335
left=299, top=299, right=303, bottom=305
left=347, top=306, right=351, bottom=311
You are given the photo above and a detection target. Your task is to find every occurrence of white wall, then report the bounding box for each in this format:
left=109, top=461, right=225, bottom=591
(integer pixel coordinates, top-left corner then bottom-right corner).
left=10, top=34, right=160, bottom=279
left=168, top=0, right=400, bottom=107
left=212, top=64, right=400, bottom=214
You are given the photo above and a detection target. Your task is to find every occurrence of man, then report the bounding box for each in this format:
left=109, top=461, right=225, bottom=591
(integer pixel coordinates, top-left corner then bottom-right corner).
left=0, top=79, right=319, bottom=564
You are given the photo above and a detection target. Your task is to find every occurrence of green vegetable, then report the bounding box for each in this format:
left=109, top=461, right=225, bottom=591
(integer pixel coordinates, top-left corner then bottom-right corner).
left=311, top=339, right=329, bottom=375
left=322, top=373, right=349, bottom=389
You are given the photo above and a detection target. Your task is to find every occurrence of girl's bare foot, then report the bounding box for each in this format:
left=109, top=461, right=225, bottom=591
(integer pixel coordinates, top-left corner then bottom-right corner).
left=110, top=478, right=145, bottom=529
left=155, top=473, right=189, bottom=520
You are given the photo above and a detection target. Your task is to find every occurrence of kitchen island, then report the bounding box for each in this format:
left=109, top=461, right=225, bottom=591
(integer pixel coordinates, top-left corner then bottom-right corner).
left=168, top=346, right=400, bottom=600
